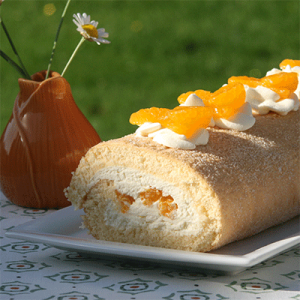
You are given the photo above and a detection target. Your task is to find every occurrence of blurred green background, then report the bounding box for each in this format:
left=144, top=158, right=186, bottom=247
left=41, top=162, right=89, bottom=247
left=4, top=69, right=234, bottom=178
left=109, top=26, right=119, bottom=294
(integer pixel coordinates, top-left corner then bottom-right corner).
left=1, top=0, right=299, bottom=141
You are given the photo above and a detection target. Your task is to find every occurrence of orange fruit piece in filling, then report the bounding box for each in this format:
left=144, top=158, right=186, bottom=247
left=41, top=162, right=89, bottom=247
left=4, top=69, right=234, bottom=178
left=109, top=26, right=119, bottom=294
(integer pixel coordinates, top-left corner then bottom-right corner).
left=115, top=190, right=135, bottom=213
left=130, top=106, right=213, bottom=139
left=158, top=196, right=178, bottom=218
left=279, top=59, right=300, bottom=69
left=140, top=188, right=178, bottom=218
left=140, top=188, right=162, bottom=206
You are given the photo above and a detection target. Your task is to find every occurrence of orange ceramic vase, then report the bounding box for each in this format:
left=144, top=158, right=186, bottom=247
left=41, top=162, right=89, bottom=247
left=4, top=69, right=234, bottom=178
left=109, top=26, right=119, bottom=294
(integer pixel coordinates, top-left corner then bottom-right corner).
left=0, top=71, right=101, bottom=208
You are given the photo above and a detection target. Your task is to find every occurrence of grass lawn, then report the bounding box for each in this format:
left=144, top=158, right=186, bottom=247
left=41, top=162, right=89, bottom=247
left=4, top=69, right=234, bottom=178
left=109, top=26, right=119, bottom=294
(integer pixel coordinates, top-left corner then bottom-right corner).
left=1, top=0, right=299, bottom=141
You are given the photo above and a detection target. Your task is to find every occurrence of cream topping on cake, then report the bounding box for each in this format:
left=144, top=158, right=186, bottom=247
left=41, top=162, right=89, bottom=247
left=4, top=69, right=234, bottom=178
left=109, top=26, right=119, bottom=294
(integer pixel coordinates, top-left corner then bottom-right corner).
left=245, top=85, right=299, bottom=115
left=213, top=102, right=255, bottom=131
left=180, top=93, right=205, bottom=107
left=134, top=93, right=255, bottom=149
left=136, top=121, right=209, bottom=149
left=134, top=93, right=212, bottom=149
left=131, top=61, right=299, bottom=150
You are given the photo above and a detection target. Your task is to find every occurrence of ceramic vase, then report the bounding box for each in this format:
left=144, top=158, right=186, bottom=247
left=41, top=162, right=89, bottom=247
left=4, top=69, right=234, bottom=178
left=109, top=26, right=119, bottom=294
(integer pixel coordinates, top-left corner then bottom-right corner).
left=0, top=70, right=101, bottom=208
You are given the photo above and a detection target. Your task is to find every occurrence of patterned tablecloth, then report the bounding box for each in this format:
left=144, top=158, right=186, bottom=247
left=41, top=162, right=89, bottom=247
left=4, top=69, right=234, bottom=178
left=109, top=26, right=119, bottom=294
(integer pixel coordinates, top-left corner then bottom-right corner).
left=1, top=191, right=299, bottom=300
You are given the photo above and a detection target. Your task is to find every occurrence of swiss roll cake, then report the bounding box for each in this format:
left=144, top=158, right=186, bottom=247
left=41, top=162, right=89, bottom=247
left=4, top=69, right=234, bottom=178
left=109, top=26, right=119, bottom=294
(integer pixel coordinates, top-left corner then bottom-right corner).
left=66, top=110, right=299, bottom=252
left=66, top=60, right=300, bottom=252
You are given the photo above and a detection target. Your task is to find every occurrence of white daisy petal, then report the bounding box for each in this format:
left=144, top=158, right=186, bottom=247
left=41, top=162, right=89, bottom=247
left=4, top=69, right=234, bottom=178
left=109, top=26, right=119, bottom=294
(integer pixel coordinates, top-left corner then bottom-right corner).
left=73, top=16, right=80, bottom=26
left=76, top=13, right=84, bottom=25
left=73, top=13, right=110, bottom=45
left=97, top=37, right=111, bottom=44
left=91, top=21, right=98, bottom=28
left=83, top=13, right=90, bottom=24
left=72, top=19, right=81, bottom=28
left=97, top=29, right=109, bottom=38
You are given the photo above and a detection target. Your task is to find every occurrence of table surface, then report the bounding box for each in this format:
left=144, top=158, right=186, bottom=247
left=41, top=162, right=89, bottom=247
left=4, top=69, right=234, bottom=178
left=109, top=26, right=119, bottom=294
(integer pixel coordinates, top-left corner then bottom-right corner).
left=1, top=191, right=299, bottom=300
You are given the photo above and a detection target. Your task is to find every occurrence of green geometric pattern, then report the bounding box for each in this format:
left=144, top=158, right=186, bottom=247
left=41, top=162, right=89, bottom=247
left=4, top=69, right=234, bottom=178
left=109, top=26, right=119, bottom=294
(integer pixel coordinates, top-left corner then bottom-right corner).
left=226, top=277, right=288, bottom=294
left=1, top=191, right=299, bottom=299
left=104, top=278, right=167, bottom=295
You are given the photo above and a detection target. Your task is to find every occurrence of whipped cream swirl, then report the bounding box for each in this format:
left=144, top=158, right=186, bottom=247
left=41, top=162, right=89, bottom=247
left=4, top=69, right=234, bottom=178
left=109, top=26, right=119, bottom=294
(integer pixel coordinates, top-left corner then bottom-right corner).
left=245, top=63, right=300, bottom=115
left=245, top=85, right=299, bottom=116
left=136, top=122, right=209, bottom=150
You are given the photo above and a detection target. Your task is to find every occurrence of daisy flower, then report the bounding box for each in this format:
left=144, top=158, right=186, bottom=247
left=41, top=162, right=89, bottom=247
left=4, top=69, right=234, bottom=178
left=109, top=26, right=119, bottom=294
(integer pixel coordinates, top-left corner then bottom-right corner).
left=61, top=12, right=110, bottom=76
left=73, top=13, right=110, bottom=45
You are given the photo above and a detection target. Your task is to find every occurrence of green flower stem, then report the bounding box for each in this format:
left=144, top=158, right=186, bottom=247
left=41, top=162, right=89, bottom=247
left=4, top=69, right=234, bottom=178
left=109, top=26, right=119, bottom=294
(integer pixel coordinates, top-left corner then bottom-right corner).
left=0, top=17, right=31, bottom=79
left=61, top=36, right=85, bottom=77
left=0, top=49, right=28, bottom=78
left=45, top=0, right=72, bottom=79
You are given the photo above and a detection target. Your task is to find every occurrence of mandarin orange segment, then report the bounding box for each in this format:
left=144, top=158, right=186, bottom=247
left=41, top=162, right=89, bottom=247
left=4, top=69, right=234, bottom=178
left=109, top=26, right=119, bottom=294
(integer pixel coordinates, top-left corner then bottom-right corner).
left=167, top=106, right=213, bottom=138
left=194, top=89, right=212, bottom=101
left=203, top=82, right=246, bottom=110
left=261, top=72, right=298, bottom=92
left=177, top=83, right=246, bottom=119
left=177, top=91, right=194, bottom=104
left=228, top=76, right=261, bottom=88
left=129, top=107, right=170, bottom=126
left=213, top=106, right=239, bottom=119
left=229, top=73, right=298, bottom=92
left=279, top=59, right=300, bottom=69
left=177, top=89, right=211, bottom=104
left=130, top=106, right=213, bottom=139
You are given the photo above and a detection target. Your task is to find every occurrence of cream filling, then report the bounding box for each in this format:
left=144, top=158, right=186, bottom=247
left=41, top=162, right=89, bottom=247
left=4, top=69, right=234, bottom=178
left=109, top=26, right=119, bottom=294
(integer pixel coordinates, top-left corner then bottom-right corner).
left=88, top=166, right=206, bottom=233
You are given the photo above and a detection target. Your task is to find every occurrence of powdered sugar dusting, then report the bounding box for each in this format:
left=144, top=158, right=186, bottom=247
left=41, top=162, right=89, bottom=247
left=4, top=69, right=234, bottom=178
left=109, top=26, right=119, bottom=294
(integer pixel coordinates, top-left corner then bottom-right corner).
left=116, top=111, right=299, bottom=196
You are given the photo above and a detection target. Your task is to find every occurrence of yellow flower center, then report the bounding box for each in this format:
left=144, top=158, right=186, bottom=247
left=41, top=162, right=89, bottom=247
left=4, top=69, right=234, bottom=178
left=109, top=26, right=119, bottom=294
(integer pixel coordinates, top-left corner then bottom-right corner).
left=82, top=24, right=98, bottom=38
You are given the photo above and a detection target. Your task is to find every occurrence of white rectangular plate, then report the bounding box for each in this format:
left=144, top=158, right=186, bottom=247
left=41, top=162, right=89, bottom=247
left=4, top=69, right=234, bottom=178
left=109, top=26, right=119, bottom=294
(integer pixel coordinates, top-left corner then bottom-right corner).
left=5, top=206, right=300, bottom=274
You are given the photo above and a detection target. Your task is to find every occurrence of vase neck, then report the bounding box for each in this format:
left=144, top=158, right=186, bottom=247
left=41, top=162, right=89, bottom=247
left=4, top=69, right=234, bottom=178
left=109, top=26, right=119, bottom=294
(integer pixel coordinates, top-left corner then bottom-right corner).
left=18, top=79, right=40, bottom=103
left=17, top=70, right=62, bottom=105
left=31, top=70, right=61, bottom=82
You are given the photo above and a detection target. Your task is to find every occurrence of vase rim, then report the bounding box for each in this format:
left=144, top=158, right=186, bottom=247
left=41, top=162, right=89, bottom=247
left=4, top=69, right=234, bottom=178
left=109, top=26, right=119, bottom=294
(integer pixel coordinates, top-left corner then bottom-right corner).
left=19, top=70, right=62, bottom=84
